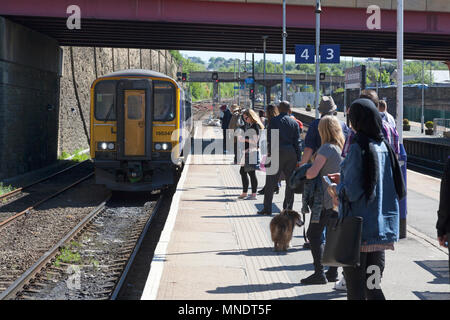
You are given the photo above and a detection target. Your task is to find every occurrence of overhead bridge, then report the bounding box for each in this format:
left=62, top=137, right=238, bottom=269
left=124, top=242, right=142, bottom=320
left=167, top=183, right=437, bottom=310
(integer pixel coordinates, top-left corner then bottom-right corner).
left=1, top=0, right=450, bottom=60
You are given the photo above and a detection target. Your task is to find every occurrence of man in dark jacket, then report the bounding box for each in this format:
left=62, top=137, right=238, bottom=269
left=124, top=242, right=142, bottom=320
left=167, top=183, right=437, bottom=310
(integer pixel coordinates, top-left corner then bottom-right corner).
left=220, top=105, right=232, bottom=153
left=258, top=101, right=302, bottom=215
left=437, top=156, right=450, bottom=270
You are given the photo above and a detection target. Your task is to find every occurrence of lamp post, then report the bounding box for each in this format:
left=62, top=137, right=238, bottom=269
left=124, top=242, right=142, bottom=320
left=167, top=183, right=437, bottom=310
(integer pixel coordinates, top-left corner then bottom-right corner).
left=315, top=0, right=321, bottom=119
left=263, top=35, right=268, bottom=111
left=282, top=0, right=287, bottom=101
left=421, top=60, right=425, bottom=133
left=397, top=0, right=407, bottom=240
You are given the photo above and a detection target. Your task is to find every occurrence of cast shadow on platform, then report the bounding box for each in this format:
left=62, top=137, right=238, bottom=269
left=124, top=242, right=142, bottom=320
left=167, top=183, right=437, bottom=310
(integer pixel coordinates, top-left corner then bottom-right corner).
left=276, top=290, right=347, bottom=300
left=413, top=291, right=450, bottom=300
left=206, top=282, right=300, bottom=295
left=217, top=246, right=297, bottom=257
left=414, top=260, right=449, bottom=285
left=260, top=263, right=314, bottom=272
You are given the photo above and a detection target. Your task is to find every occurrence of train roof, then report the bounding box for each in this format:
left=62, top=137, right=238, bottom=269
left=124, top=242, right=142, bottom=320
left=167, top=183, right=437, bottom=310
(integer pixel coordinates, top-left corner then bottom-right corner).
left=101, top=69, right=177, bottom=82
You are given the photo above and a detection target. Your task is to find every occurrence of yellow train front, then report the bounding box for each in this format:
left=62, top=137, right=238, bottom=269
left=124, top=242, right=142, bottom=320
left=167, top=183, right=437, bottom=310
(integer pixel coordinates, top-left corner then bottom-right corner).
left=90, top=69, right=192, bottom=191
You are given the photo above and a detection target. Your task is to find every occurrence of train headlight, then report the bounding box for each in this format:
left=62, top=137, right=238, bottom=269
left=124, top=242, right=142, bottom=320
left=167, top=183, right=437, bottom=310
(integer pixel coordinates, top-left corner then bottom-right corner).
left=98, top=142, right=115, bottom=151
left=154, top=143, right=171, bottom=151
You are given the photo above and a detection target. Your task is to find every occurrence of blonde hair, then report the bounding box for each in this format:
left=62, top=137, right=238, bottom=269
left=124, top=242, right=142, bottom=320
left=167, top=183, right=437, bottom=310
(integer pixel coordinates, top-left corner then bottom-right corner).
left=243, top=109, right=265, bottom=129
left=318, top=115, right=345, bottom=150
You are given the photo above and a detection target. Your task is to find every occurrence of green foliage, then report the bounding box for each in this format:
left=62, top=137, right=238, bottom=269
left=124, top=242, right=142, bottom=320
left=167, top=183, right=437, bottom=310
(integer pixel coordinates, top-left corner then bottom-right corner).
left=425, top=121, right=434, bottom=129
left=0, top=183, right=15, bottom=196
left=54, top=243, right=81, bottom=267
left=58, top=149, right=90, bottom=162
left=334, top=87, right=344, bottom=93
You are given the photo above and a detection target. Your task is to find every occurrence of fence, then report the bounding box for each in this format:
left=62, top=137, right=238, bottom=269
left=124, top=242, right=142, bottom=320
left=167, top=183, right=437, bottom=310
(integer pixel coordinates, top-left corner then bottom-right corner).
left=433, top=118, right=450, bottom=137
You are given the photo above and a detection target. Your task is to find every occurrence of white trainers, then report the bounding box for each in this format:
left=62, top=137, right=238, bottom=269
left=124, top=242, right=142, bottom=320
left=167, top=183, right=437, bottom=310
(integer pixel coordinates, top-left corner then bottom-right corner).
left=334, top=277, right=347, bottom=291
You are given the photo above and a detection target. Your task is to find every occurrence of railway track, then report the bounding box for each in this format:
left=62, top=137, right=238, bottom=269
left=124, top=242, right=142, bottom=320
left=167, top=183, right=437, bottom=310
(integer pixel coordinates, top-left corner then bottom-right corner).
left=0, top=160, right=90, bottom=204
left=0, top=107, right=210, bottom=300
left=0, top=193, right=163, bottom=300
left=0, top=160, right=94, bottom=229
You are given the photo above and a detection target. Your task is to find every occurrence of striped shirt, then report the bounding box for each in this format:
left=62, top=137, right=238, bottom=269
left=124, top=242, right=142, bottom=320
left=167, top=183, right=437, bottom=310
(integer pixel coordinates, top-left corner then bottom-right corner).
left=341, top=120, right=400, bottom=158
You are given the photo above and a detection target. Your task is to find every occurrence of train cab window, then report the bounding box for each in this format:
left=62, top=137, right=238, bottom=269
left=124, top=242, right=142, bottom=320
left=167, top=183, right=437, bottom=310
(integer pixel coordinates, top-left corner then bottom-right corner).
left=95, top=81, right=116, bottom=121
left=154, top=81, right=175, bottom=121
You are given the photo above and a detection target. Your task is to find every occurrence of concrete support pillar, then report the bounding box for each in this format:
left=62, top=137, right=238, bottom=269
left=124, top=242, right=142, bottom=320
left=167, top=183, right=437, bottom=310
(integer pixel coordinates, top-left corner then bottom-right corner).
left=0, top=17, right=60, bottom=180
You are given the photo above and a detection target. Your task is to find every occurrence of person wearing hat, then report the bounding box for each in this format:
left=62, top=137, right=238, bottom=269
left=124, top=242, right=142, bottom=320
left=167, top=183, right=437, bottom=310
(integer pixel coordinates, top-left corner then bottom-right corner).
left=299, top=96, right=349, bottom=166
left=220, top=105, right=232, bottom=153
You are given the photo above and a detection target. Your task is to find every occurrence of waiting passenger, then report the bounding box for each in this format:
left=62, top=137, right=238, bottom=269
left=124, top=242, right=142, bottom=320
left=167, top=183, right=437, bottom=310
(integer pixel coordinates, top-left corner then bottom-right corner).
left=436, top=156, right=450, bottom=273
left=258, top=101, right=302, bottom=215
left=328, top=98, right=406, bottom=300
left=220, top=105, right=232, bottom=153
left=378, top=100, right=396, bottom=129
left=300, top=116, right=345, bottom=285
left=258, top=104, right=281, bottom=195
left=237, top=109, right=264, bottom=200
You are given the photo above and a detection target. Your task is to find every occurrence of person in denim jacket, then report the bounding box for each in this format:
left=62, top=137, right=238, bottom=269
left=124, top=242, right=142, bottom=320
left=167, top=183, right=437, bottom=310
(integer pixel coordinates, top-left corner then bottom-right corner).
left=329, top=98, right=406, bottom=300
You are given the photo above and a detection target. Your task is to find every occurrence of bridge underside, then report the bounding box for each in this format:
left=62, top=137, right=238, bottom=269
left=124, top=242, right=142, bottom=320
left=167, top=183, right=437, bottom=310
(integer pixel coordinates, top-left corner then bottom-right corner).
left=5, top=16, right=450, bottom=61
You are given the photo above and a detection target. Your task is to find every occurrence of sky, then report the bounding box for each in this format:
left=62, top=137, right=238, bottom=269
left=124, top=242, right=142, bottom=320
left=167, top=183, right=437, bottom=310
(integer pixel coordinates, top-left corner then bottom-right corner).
left=180, top=50, right=369, bottom=64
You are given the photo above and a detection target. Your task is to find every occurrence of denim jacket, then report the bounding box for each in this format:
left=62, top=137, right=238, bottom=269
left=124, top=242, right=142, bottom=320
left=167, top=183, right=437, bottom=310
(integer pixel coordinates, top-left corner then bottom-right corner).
left=302, top=176, right=323, bottom=223
left=336, top=141, right=400, bottom=245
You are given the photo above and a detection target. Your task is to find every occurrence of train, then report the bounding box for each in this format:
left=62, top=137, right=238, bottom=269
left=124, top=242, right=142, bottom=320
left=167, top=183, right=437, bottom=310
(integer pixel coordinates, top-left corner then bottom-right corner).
left=90, top=69, right=193, bottom=191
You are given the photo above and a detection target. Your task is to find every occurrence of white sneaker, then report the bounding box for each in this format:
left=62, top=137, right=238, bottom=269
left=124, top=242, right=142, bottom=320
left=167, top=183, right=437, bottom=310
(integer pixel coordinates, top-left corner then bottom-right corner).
left=334, top=277, right=347, bottom=291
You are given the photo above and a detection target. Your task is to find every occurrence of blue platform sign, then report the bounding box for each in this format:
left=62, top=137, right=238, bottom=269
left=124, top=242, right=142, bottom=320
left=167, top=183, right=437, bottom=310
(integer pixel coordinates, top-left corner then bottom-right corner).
left=295, top=45, right=315, bottom=64
left=320, top=44, right=340, bottom=64
left=286, top=77, right=292, bottom=84
left=245, top=77, right=254, bottom=84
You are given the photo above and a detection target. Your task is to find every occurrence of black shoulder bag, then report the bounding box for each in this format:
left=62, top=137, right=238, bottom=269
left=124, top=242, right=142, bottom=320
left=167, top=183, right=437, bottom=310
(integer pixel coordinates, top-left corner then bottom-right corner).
left=322, top=190, right=363, bottom=267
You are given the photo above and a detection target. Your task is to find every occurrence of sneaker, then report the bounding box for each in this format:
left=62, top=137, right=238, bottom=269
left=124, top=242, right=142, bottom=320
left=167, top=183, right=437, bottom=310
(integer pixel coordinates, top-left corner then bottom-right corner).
left=246, top=194, right=257, bottom=200
left=334, top=277, right=347, bottom=291
left=238, top=193, right=247, bottom=199
left=300, top=273, right=327, bottom=285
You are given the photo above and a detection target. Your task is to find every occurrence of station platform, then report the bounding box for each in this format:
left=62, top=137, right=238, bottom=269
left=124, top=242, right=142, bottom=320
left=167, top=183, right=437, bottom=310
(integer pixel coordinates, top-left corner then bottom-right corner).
left=141, top=122, right=449, bottom=300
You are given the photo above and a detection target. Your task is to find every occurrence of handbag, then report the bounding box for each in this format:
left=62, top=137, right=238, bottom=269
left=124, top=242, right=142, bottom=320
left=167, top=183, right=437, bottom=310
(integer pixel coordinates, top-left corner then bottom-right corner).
left=322, top=194, right=363, bottom=267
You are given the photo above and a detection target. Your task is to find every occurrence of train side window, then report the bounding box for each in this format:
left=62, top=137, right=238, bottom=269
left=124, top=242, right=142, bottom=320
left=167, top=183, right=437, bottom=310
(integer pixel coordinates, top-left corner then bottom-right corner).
left=95, top=81, right=116, bottom=121
left=154, top=81, right=175, bottom=121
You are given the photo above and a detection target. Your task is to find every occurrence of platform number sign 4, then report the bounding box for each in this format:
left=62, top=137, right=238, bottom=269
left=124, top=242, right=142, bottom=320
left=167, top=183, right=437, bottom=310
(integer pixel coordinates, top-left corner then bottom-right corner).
left=320, top=45, right=340, bottom=64
left=295, top=45, right=315, bottom=64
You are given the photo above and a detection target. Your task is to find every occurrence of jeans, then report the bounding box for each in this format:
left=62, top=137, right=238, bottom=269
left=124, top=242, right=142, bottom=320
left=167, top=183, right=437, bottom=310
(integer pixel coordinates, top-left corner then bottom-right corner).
left=240, top=167, right=257, bottom=194
left=306, top=208, right=339, bottom=276
left=343, top=251, right=386, bottom=300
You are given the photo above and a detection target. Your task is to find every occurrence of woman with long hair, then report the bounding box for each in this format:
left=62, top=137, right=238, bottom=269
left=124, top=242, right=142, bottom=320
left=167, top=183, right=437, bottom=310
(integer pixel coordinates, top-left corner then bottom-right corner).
left=300, top=115, right=345, bottom=285
left=329, top=98, right=405, bottom=299
left=258, top=104, right=280, bottom=195
left=237, top=109, right=264, bottom=200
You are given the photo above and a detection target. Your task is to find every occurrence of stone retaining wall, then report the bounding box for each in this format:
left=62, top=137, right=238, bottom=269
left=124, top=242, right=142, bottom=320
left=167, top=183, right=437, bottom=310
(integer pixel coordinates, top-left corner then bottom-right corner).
left=58, top=47, right=179, bottom=155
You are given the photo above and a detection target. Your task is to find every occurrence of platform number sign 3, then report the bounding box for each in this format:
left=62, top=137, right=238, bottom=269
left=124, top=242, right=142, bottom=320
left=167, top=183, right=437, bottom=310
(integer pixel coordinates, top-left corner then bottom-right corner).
left=295, top=45, right=315, bottom=64
left=320, top=44, right=340, bottom=64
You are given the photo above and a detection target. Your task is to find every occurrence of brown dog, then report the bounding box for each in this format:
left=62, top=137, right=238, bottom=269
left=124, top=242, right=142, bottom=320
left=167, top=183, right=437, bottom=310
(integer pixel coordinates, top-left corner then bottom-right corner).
left=270, top=209, right=302, bottom=251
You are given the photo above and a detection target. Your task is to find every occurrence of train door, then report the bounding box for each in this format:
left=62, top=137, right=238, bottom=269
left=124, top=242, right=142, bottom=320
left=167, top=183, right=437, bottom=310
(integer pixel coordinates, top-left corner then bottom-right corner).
left=124, top=90, right=146, bottom=156
left=117, top=79, right=153, bottom=160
